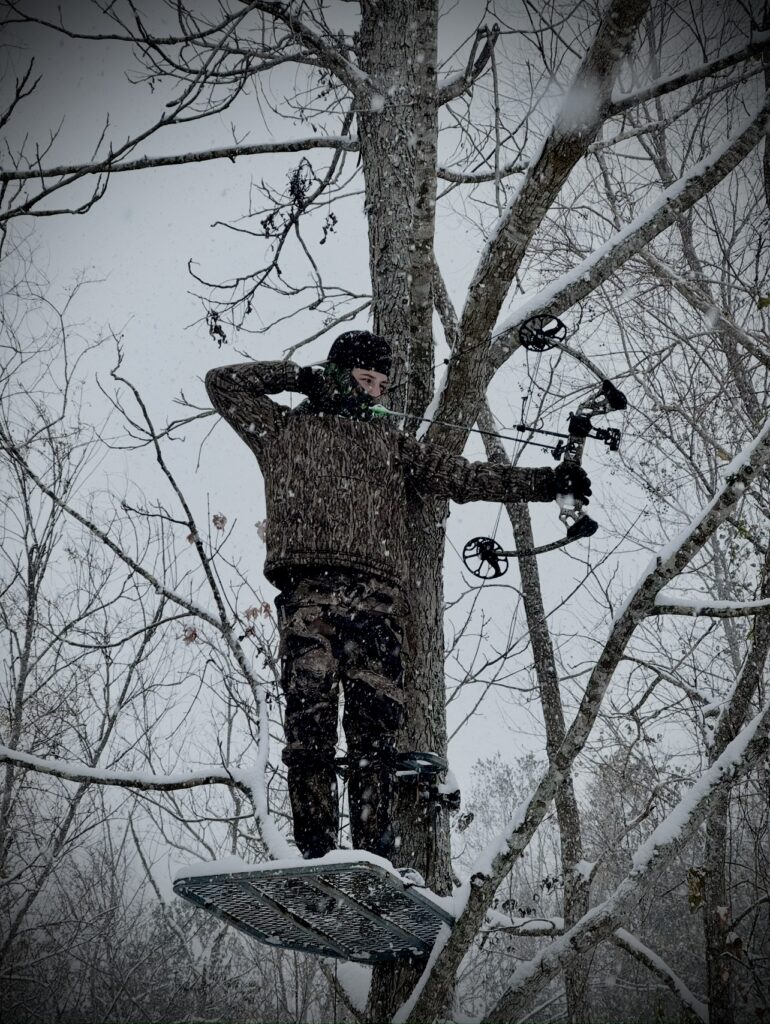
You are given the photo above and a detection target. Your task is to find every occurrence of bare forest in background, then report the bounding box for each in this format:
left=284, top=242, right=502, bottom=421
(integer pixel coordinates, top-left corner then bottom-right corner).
left=1, top=0, right=769, bottom=1021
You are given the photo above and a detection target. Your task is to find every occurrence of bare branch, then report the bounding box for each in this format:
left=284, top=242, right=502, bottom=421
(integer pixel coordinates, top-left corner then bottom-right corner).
left=641, top=252, right=770, bottom=373
left=1, top=428, right=223, bottom=630
left=608, top=32, right=770, bottom=116
left=0, top=136, right=359, bottom=184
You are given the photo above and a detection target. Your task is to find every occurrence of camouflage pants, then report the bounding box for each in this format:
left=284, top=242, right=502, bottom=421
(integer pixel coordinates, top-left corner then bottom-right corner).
left=275, top=569, right=406, bottom=859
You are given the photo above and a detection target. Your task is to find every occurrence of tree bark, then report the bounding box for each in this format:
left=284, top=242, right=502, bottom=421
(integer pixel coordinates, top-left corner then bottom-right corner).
left=356, top=3, right=450, bottom=1019
left=702, top=542, right=770, bottom=1024
left=703, top=788, right=734, bottom=1024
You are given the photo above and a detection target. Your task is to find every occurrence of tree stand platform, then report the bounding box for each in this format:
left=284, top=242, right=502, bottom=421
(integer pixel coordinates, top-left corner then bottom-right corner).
left=173, top=856, right=454, bottom=963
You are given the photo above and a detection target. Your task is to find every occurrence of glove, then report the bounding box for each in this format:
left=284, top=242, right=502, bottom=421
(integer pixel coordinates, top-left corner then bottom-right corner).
left=297, top=366, right=336, bottom=411
left=553, top=462, right=592, bottom=505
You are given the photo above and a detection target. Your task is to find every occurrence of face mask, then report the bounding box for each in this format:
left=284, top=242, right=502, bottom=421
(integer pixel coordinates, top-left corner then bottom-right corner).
left=320, top=364, right=377, bottom=420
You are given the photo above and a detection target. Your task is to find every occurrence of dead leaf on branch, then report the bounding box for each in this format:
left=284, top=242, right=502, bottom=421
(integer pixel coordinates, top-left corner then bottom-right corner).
left=687, top=867, right=706, bottom=912
left=212, top=514, right=227, bottom=531
left=182, top=626, right=199, bottom=644
left=244, top=603, right=272, bottom=621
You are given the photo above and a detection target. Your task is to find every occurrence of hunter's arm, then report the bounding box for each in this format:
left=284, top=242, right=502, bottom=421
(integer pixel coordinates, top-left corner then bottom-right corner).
left=401, top=434, right=556, bottom=504
left=205, top=360, right=302, bottom=444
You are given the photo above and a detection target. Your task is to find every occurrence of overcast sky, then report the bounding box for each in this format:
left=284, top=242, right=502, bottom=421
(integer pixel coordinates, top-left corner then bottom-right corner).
left=3, top=1, right=648, bottom=800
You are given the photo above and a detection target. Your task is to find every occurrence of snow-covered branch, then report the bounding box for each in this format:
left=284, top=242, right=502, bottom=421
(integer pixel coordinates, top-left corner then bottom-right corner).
left=653, top=595, right=770, bottom=617
left=490, top=92, right=770, bottom=366
left=484, top=910, right=565, bottom=937
left=437, top=23, right=500, bottom=105
left=436, top=156, right=528, bottom=184
left=0, top=744, right=244, bottom=794
left=610, top=930, right=708, bottom=1021
left=484, top=697, right=770, bottom=1021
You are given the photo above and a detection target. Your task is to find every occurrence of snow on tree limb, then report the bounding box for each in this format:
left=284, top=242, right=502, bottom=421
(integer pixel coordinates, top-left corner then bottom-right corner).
left=435, top=157, right=528, bottom=183
left=0, top=744, right=244, bottom=793
left=0, top=742, right=294, bottom=860
left=436, top=23, right=500, bottom=106
left=610, top=930, right=708, bottom=1021
left=652, top=596, right=770, bottom=616
left=484, top=697, right=770, bottom=1022
left=429, top=0, right=651, bottom=453
left=490, top=92, right=770, bottom=367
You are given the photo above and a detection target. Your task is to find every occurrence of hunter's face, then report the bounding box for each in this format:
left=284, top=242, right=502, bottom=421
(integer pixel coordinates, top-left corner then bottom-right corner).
left=351, top=367, right=388, bottom=399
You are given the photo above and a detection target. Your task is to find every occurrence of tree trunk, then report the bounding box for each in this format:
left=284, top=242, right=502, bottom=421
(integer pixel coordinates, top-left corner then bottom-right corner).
left=509, top=504, right=592, bottom=1023
left=702, top=542, right=770, bottom=1024
left=356, top=2, right=449, bottom=1019
left=703, top=788, right=734, bottom=1024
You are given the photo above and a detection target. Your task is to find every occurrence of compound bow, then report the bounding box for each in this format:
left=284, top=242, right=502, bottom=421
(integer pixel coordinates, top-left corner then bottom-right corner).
left=462, top=314, right=628, bottom=580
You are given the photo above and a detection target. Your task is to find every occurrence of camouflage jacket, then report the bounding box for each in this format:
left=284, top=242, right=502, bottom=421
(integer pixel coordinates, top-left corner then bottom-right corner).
left=206, top=361, right=555, bottom=588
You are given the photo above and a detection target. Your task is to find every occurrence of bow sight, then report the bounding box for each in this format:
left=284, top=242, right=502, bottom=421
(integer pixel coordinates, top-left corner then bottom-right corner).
left=462, top=315, right=628, bottom=580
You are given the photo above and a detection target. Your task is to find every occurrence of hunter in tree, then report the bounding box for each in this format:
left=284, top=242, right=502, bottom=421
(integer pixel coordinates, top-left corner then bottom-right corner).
left=206, top=330, right=591, bottom=860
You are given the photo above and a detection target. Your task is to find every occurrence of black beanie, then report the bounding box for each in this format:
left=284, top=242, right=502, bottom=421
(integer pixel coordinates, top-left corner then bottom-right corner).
left=327, top=331, right=391, bottom=375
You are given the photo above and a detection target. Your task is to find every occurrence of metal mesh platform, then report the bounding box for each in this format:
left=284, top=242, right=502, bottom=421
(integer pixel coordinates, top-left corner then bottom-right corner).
left=173, top=860, right=454, bottom=963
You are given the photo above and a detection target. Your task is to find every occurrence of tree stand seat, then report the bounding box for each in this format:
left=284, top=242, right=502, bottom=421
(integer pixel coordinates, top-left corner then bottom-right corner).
left=173, top=856, right=454, bottom=963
